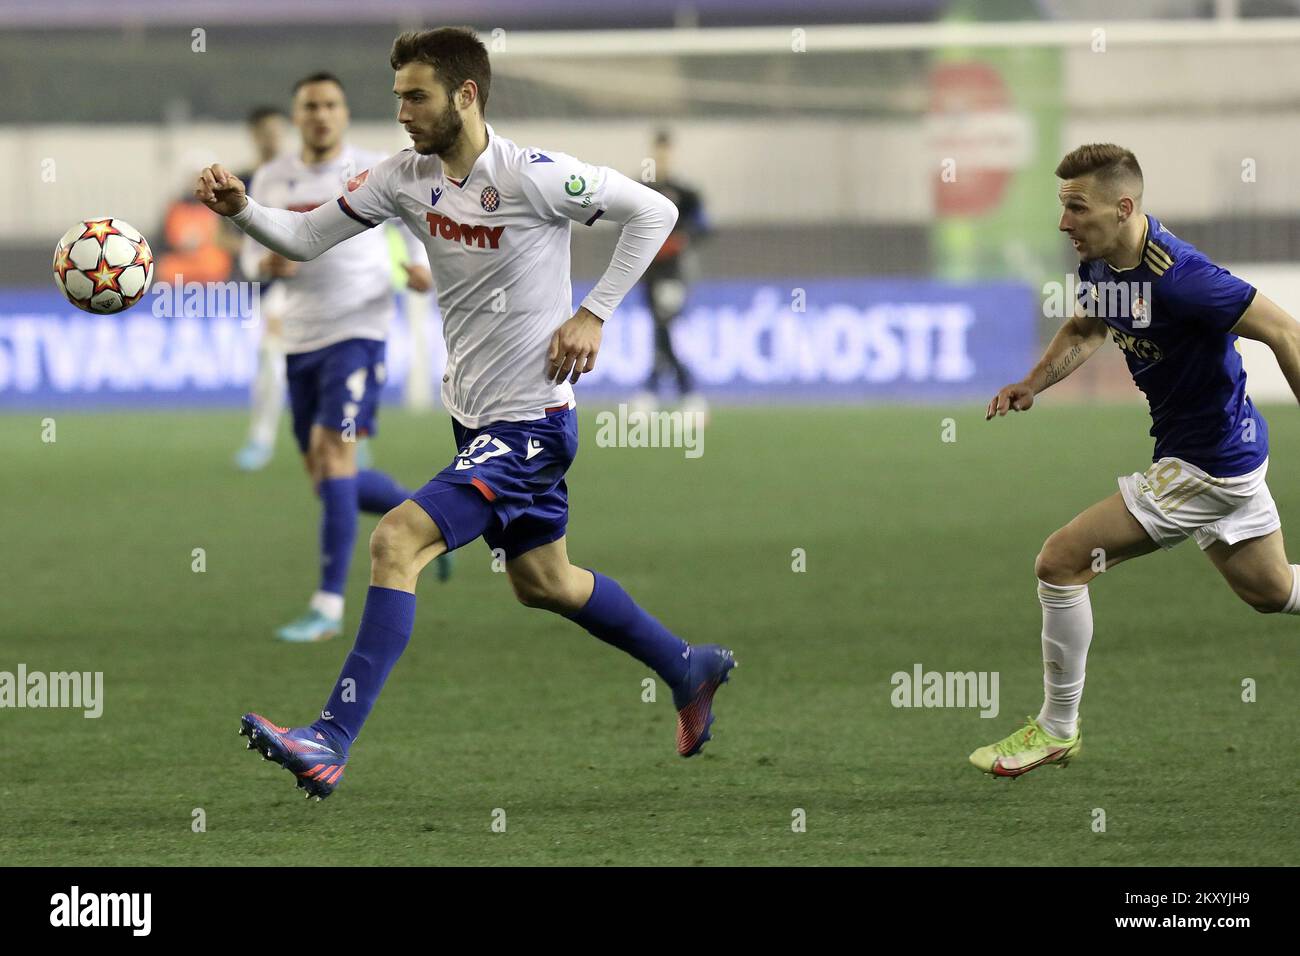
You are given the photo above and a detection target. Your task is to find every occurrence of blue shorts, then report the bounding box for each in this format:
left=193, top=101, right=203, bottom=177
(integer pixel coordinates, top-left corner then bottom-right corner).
left=411, top=405, right=578, bottom=561
left=285, top=338, right=386, bottom=454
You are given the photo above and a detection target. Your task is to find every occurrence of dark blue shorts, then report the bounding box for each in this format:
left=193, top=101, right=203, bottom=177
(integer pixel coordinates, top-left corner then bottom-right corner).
left=285, top=338, right=386, bottom=454
left=411, top=405, right=578, bottom=561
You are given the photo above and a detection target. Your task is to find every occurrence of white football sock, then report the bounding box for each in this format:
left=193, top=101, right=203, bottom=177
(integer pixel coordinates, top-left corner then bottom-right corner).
left=1282, top=565, right=1300, bottom=614
left=1036, top=579, right=1093, bottom=740
left=310, top=590, right=344, bottom=621
left=248, top=338, right=285, bottom=449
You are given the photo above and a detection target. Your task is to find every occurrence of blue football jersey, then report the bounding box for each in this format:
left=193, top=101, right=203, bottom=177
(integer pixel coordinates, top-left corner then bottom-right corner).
left=1077, top=214, right=1265, bottom=477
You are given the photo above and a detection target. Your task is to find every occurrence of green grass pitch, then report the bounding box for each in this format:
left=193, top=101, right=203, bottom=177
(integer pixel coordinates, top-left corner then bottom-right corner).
left=1, top=402, right=1295, bottom=865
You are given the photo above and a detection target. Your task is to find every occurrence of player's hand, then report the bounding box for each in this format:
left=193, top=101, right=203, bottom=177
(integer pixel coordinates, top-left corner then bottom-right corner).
left=547, top=307, right=604, bottom=385
left=402, top=263, right=433, bottom=293
left=986, top=382, right=1036, bottom=420
left=194, top=164, right=248, bottom=217
left=261, top=252, right=298, bottom=279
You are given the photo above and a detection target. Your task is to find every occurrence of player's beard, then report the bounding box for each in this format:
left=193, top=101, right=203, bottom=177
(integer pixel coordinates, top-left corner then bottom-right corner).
left=415, top=103, right=464, bottom=156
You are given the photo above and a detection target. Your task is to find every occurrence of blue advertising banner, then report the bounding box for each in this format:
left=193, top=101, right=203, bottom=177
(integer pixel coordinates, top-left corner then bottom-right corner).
left=0, top=279, right=1036, bottom=409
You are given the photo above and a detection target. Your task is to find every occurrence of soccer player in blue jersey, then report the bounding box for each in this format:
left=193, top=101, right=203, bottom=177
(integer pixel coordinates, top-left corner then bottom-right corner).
left=197, top=28, right=736, bottom=798
left=972, top=144, right=1300, bottom=777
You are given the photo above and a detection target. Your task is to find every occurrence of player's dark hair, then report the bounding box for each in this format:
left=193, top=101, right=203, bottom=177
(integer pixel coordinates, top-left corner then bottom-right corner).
left=246, top=105, right=287, bottom=126
left=390, top=27, right=491, bottom=115
left=293, top=72, right=346, bottom=96
left=1055, top=143, right=1143, bottom=198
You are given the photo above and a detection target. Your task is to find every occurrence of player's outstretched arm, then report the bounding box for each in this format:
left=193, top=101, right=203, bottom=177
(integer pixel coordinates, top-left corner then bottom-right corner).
left=194, top=163, right=366, bottom=262
left=986, top=305, right=1108, bottom=420
left=1232, top=292, right=1300, bottom=405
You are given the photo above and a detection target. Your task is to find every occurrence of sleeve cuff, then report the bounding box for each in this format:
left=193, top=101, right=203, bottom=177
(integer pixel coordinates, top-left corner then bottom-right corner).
left=230, top=199, right=254, bottom=225
left=1227, top=286, right=1258, bottom=334
left=579, top=296, right=612, bottom=321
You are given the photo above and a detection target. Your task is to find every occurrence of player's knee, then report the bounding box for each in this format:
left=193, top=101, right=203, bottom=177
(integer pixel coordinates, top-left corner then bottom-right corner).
left=509, top=568, right=577, bottom=612
left=369, top=516, right=418, bottom=572
left=510, top=575, right=561, bottom=611
left=316, top=435, right=355, bottom=477
left=1240, top=577, right=1291, bottom=614
left=1034, top=532, right=1085, bottom=585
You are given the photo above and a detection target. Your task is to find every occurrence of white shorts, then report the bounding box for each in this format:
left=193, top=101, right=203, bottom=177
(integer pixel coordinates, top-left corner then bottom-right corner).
left=1118, top=456, right=1281, bottom=551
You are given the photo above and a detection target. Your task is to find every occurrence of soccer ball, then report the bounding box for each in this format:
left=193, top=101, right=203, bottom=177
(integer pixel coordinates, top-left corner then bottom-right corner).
left=53, top=218, right=154, bottom=314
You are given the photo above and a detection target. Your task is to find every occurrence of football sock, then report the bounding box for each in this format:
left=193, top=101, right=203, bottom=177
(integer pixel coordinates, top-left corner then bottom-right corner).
left=1036, top=578, right=1093, bottom=740
left=565, top=571, right=690, bottom=686
left=1282, top=565, right=1300, bottom=614
left=309, top=590, right=344, bottom=621
left=357, top=469, right=411, bottom=515
left=248, top=337, right=284, bottom=449
left=318, top=476, right=359, bottom=598
left=313, top=586, right=416, bottom=748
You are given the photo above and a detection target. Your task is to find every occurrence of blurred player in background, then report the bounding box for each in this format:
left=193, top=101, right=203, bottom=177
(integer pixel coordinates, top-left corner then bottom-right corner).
left=234, top=71, right=449, bottom=644
left=231, top=106, right=290, bottom=472
left=198, top=27, right=736, bottom=800
left=631, top=129, right=710, bottom=420
left=974, top=144, right=1300, bottom=777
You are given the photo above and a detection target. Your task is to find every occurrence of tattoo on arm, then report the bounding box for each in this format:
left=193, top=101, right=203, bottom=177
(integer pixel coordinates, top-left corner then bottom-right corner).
left=1044, top=344, right=1084, bottom=386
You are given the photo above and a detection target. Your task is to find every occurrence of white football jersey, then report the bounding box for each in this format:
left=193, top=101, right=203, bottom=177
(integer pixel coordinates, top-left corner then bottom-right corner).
left=339, top=124, right=617, bottom=428
left=242, top=145, right=405, bottom=354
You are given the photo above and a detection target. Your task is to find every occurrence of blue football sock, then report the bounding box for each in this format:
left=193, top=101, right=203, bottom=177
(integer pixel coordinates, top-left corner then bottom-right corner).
left=566, top=571, right=690, bottom=686
left=357, top=469, right=410, bottom=515
left=313, top=586, right=416, bottom=749
left=318, top=476, right=359, bottom=597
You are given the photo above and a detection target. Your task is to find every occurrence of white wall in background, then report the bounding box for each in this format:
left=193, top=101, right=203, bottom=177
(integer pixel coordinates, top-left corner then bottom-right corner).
left=1227, top=264, right=1300, bottom=404
left=0, top=120, right=927, bottom=239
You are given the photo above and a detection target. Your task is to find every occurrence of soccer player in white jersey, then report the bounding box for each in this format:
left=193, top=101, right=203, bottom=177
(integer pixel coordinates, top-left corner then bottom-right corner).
left=197, top=28, right=736, bottom=799
left=234, top=71, right=449, bottom=645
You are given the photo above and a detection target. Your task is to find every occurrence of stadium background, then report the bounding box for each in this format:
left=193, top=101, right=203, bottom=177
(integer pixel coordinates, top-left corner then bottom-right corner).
left=1, top=0, right=1296, bottom=867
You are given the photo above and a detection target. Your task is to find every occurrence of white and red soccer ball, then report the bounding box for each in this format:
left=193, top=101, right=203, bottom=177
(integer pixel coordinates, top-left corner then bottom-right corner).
left=53, top=218, right=154, bottom=314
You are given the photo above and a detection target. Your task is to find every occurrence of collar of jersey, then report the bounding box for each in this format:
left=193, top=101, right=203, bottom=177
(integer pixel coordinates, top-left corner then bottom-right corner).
left=1102, top=214, right=1151, bottom=275
left=446, top=123, right=494, bottom=188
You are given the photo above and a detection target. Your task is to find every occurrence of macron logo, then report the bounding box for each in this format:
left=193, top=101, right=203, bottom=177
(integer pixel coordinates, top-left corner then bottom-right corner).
left=50, top=886, right=151, bottom=936
left=526, top=438, right=543, bottom=460
left=425, top=211, right=504, bottom=250
left=431, top=187, right=442, bottom=206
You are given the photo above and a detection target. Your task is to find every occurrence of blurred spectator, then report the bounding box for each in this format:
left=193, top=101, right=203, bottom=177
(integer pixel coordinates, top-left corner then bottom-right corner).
left=632, top=129, right=710, bottom=418
left=156, top=199, right=232, bottom=285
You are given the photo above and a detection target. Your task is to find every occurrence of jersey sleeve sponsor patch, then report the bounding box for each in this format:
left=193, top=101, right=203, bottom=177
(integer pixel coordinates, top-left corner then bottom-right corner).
left=336, top=154, right=404, bottom=229
left=518, top=150, right=610, bottom=226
